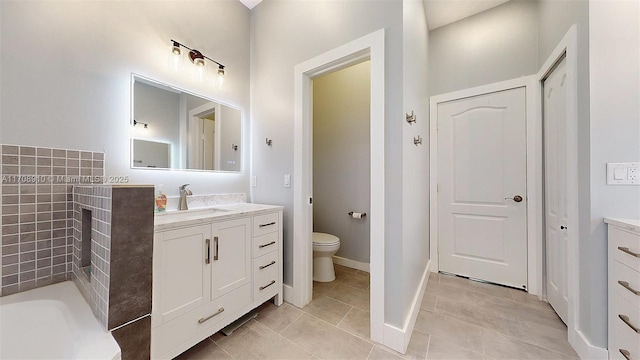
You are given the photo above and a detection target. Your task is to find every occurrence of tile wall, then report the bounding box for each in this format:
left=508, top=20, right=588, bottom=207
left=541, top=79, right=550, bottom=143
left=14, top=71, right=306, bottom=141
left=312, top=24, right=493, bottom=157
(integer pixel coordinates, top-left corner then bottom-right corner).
left=0, top=144, right=104, bottom=296
left=72, top=185, right=112, bottom=327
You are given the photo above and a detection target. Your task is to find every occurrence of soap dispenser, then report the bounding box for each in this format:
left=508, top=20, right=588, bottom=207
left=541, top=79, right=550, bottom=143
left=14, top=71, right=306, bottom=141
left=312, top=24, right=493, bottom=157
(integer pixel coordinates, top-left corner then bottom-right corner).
left=155, top=185, right=167, bottom=213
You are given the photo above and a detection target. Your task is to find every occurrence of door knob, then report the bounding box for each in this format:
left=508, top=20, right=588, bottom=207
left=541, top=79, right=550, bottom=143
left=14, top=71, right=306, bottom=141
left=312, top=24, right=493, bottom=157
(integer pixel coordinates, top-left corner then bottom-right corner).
left=505, top=195, right=523, bottom=203
left=560, top=225, right=567, bottom=230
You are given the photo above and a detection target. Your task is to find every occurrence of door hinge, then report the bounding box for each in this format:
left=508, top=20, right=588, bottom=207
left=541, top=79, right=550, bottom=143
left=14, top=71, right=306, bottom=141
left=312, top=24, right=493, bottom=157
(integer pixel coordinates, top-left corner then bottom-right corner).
left=437, top=183, right=440, bottom=192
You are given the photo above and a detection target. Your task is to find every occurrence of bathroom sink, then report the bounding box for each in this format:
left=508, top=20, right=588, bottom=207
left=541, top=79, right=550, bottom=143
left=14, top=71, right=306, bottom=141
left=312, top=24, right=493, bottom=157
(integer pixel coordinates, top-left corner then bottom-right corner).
left=155, top=206, right=234, bottom=226
left=159, top=207, right=232, bottom=215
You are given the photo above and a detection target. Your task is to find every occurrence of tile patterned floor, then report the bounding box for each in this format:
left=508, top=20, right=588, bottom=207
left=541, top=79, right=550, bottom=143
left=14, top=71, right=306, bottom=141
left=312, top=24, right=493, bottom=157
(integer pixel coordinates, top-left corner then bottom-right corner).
left=177, top=266, right=578, bottom=359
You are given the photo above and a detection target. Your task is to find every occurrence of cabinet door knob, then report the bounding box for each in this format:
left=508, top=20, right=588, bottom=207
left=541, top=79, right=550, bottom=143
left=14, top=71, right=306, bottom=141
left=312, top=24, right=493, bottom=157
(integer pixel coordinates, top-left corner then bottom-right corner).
left=213, top=236, right=219, bottom=261
left=205, top=239, right=211, bottom=264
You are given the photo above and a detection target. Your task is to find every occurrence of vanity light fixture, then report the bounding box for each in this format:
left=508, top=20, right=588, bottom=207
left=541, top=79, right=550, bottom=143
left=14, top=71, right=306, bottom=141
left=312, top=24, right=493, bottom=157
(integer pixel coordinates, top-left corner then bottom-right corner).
left=133, top=120, right=148, bottom=129
left=171, top=41, right=181, bottom=56
left=171, top=39, right=226, bottom=76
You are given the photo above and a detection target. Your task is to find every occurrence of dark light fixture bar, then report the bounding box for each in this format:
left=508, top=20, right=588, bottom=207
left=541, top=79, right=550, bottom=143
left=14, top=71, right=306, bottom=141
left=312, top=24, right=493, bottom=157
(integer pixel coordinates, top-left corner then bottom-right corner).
left=133, top=120, right=148, bottom=129
left=171, top=39, right=226, bottom=75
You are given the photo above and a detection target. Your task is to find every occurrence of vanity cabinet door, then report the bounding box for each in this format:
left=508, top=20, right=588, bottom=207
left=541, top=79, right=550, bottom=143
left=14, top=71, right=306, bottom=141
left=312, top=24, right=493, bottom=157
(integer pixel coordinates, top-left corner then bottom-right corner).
left=153, top=225, right=212, bottom=325
left=210, top=218, right=252, bottom=300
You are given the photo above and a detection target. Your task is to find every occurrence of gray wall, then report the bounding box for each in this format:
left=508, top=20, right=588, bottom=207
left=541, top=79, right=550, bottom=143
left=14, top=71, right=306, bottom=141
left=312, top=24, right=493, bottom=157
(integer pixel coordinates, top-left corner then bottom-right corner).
left=249, top=0, right=408, bottom=326
left=588, top=0, right=640, bottom=348
left=313, top=61, right=371, bottom=264
left=428, top=0, right=538, bottom=96
left=0, top=0, right=250, bottom=197
left=402, top=0, right=430, bottom=320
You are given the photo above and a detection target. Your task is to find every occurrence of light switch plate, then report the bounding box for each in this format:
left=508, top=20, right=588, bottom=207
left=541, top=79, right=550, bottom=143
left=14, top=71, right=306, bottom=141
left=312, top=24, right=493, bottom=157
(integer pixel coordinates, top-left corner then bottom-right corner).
left=251, top=176, right=257, bottom=188
left=284, top=174, right=291, bottom=188
left=607, top=162, right=640, bottom=185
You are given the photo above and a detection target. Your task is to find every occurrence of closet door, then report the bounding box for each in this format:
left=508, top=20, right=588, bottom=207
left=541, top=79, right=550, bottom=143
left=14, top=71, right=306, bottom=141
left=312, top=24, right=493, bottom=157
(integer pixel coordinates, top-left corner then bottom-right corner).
left=544, top=56, right=569, bottom=324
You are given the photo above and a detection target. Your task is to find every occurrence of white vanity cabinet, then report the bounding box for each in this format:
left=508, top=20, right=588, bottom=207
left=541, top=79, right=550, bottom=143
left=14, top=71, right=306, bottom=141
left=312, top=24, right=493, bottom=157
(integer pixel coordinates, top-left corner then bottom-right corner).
left=606, top=218, right=640, bottom=360
left=151, top=206, right=283, bottom=359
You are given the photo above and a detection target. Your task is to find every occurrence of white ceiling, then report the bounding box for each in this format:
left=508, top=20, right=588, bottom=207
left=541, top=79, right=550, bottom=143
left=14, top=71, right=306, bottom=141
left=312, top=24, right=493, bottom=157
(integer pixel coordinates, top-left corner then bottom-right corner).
left=238, top=0, right=509, bottom=30
left=423, top=0, right=510, bottom=30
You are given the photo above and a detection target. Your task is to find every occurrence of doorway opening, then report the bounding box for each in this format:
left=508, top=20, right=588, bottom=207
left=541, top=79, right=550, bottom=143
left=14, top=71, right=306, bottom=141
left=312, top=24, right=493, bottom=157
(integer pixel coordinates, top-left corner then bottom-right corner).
left=292, top=29, right=385, bottom=343
left=310, top=59, right=371, bottom=324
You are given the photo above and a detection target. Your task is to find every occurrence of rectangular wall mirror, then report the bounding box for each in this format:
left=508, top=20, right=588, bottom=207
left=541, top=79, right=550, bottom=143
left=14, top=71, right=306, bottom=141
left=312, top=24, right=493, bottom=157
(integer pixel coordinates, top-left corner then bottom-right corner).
left=131, top=75, right=242, bottom=172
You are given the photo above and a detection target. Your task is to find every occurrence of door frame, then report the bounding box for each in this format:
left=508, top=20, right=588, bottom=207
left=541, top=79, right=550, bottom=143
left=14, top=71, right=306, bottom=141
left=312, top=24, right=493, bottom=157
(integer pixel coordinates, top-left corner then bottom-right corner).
left=537, top=25, right=595, bottom=359
left=292, top=29, right=385, bottom=343
left=429, top=76, right=542, bottom=296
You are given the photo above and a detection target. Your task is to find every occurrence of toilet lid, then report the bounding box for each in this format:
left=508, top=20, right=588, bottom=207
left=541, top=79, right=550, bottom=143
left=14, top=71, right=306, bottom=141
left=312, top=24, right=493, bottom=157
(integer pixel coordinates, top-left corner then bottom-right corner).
left=312, top=232, right=340, bottom=246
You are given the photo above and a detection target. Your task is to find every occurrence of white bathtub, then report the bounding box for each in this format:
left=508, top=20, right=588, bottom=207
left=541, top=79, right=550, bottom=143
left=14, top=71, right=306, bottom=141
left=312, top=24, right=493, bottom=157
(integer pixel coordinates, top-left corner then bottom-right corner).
left=0, top=281, right=121, bottom=360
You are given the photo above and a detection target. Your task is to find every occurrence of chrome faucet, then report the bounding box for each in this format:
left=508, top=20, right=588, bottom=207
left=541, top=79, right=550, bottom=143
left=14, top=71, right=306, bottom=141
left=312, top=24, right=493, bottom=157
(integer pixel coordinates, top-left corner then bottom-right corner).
left=178, top=184, right=192, bottom=210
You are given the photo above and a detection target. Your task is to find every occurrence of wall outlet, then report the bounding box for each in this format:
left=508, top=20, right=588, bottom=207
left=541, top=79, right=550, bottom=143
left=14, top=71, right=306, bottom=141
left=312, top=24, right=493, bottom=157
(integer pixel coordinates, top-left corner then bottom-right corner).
left=607, top=162, right=640, bottom=185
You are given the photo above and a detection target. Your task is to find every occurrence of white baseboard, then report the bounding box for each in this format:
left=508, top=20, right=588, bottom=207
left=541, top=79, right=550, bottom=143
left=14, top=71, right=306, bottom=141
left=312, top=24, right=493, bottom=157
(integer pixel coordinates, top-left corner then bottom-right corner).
left=332, top=256, right=370, bottom=272
left=570, top=328, right=608, bottom=360
left=382, top=260, right=431, bottom=354
left=283, top=284, right=294, bottom=304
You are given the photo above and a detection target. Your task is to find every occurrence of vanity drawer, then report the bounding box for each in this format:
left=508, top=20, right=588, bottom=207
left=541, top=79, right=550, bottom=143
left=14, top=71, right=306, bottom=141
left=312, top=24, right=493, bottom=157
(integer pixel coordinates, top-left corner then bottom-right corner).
left=152, top=283, right=251, bottom=358
left=612, top=227, right=640, bottom=271
left=253, top=232, right=279, bottom=258
left=613, top=260, right=640, bottom=306
left=611, top=309, right=640, bottom=360
left=253, top=212, right=279, bottom=237
left=254, top=252, right=280, bottom=301
left=614, top=292, right=640, bottom=341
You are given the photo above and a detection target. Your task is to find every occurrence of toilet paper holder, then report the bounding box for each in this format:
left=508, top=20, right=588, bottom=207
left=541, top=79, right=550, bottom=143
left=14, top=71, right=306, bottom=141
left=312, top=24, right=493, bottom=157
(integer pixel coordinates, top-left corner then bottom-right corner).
left=348, top=211, right=367, bottom=219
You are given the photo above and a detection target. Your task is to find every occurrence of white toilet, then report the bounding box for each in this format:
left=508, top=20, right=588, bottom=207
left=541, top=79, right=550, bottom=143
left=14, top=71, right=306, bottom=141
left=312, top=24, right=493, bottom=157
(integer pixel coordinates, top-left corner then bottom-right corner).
left=312, top=232, right=341, bottom=282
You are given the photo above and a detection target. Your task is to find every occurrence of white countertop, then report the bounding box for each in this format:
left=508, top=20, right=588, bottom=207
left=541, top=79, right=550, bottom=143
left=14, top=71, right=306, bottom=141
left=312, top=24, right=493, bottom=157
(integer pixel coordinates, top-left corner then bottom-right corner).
left=154, top=203, right=282, bottom=231
left=604, top=218, right=640, bottom=233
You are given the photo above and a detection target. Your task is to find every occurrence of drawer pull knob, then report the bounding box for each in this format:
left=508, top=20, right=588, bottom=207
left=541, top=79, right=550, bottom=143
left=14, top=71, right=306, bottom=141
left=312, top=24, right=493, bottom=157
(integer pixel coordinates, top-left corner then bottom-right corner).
left=259, top=221, right=276, bottom=228
left=198, top=307, right=225, bottom=324
left=618, top=246, right=640, bottom=258
left=619, top=280, right=640, bottom=296
left=259, top=241, right=276, bottom=249
left=259, top=261, right=277, bottom=270
left=620, top=349, right=631, bottom=360
left=259, top=280, right=276, bottom=291
left=618, top=314, right=640, bottom=333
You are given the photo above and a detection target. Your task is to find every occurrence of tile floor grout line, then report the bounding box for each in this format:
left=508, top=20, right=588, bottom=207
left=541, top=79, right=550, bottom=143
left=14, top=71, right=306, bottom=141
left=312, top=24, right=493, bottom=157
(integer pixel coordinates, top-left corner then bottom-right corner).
left=257, top=315, right=316, bottom=359
left=334, top=304, right=354, bottom=328
left=423, top=332, right=431, bottom=360
left=277, top=310, right=304, bottom=335
left=364, top=343, right=375, bottom=360
left=323, top=292, right=369, bottom=312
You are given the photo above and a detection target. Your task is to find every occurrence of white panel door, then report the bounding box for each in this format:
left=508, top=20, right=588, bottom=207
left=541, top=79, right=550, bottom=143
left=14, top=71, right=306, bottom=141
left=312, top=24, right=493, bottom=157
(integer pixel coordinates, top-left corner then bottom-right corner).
left=544, top=57, right=568, bottom=324
left=438, top=87, right=528, bottom=289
